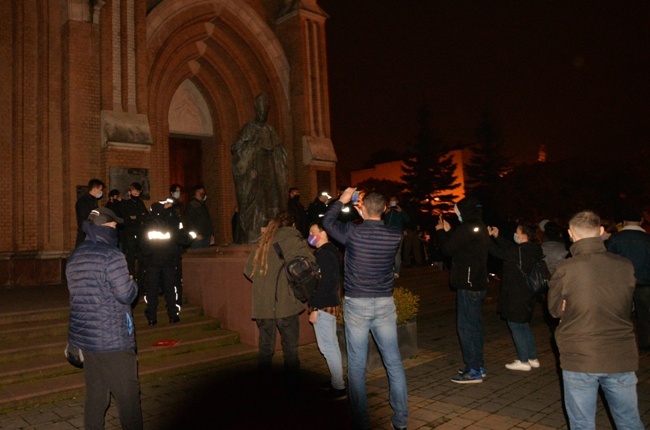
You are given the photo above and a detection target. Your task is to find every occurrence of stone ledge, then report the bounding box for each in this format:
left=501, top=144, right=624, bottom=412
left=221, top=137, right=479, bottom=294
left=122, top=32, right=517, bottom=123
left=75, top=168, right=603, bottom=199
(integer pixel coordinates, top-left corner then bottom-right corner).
left=182, top=245, right=315, bottom=348
left=0, top=253, right=66, bottom=287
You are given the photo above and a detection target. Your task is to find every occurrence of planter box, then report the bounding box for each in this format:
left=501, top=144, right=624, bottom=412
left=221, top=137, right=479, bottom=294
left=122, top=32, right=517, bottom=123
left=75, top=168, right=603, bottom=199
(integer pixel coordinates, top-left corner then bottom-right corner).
left=336, top=319, right=418, bottom=371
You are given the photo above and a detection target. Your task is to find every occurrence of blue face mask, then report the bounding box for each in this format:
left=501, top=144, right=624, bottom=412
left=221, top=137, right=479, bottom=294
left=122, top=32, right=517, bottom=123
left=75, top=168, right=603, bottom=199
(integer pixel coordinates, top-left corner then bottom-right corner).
left=308, top=234, right=320, bottom=247
left=172, top=191, right=180, bottom=200
left=513, top=232, right=521, bottom=244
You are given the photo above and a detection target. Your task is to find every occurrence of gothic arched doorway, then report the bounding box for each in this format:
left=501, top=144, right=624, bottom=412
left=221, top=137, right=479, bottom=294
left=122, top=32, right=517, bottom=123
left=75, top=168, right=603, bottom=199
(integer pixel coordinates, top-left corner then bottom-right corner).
left=168, top=79, right=214, bottom=206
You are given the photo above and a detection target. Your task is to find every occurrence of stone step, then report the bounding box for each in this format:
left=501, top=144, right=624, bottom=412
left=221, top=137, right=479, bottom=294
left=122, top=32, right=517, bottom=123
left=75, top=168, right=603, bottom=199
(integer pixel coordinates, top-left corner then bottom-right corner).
left=0, top=301, right=258, bottom=413
left=0, top=302, right=203, bottom=332
left=0, top=306, right=70, bottom=325
left=0, top=305, right=205, bottom=344
left=0, top=343, right=258, bottom=412
left=0, top=327, right=240, bottom=383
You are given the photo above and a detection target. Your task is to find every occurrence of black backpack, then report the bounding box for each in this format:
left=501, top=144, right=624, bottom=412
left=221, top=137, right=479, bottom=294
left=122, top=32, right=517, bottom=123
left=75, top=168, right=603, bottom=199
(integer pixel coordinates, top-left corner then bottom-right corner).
left=518, top=247, right=551, bottom=294
left=273, top=242, right=322, bottom=302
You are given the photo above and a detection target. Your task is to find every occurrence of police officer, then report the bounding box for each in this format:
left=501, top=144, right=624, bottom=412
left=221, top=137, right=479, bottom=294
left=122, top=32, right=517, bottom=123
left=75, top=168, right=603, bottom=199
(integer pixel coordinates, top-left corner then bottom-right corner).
left=141, top=199, right=194, bottom=325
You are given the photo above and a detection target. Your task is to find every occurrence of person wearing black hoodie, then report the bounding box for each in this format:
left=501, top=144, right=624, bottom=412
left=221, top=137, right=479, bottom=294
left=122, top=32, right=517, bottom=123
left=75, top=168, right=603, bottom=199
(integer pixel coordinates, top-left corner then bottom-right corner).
left=435, top=196, right=490, bottom=384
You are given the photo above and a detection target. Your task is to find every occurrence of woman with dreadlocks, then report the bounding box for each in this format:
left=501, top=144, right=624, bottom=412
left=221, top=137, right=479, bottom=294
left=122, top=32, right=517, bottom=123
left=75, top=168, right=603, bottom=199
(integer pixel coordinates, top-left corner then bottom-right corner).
left=244, top=211, right=315, bottom=396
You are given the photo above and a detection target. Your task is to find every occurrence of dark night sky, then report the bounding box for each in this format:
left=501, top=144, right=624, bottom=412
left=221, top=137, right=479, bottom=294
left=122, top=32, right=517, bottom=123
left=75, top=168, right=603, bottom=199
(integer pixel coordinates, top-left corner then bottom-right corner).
left=317, top=1, right=650, bottom=179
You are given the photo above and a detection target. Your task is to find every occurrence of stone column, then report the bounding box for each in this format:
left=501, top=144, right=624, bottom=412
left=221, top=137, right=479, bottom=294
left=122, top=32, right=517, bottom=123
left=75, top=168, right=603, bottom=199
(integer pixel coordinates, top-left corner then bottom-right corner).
left=275, top=0, right=337, bottom=199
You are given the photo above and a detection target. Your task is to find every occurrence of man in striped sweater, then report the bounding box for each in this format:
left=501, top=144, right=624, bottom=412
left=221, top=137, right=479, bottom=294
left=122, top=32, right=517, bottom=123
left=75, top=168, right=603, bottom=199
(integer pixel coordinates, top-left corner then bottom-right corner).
left=323, top=188, right=408, bottom=430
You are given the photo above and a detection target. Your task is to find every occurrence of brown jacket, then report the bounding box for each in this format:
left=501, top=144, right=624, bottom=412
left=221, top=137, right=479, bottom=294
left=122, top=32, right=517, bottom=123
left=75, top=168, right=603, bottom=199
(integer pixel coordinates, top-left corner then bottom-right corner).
left=548, top=237, right=637, bottom=373
left=244, top=226, right=313, bottom=319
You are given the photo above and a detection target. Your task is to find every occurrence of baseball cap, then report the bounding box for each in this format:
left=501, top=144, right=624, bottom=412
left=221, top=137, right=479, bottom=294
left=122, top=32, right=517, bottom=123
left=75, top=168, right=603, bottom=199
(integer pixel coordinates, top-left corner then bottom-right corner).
left=88, top=208, right=124, bottom=225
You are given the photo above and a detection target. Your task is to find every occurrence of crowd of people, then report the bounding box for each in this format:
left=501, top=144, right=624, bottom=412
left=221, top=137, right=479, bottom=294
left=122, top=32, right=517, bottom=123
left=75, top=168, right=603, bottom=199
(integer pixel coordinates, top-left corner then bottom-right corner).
left=67, top=180, right=649, bottom=430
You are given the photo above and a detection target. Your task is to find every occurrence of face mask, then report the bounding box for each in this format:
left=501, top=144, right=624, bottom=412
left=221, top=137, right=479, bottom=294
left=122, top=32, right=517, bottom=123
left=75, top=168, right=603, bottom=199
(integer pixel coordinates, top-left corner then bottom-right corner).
left=130, top=194, right=139, bottom=200
left=454, top=205, right=462, bottom=223
left=513, top=233, right=521, bottom=244
left=390, top=201, right=397, bottom=207
left=293, top=195, right=301, bottom=201
left=95, top=191, right=103, bottom=199
left=202, top=195, right=207, bottom=202
left=172, top=192, right=180, bottom=200
left=308, top=234, right=320, bottom=247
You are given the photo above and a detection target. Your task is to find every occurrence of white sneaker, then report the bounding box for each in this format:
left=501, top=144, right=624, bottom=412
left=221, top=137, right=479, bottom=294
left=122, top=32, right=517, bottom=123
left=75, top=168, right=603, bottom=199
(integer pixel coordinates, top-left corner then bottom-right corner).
left=505, top=360, right=532, bottom=371
left=528, top=359, right=540, bottom=368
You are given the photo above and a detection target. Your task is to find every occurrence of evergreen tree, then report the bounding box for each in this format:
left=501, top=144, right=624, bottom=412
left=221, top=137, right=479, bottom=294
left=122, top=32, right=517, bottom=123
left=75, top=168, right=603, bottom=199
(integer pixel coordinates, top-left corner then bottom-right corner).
left=355, top=178, right=406, bottom=202
left=401, top=103, right=458, bottom=214
left=465, top=111, right=510, bottom=197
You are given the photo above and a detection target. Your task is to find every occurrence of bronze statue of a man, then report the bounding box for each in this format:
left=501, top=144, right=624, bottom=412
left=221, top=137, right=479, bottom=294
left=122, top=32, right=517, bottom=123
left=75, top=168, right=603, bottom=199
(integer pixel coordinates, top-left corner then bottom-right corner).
left=231, top=93, right=288, bottom=244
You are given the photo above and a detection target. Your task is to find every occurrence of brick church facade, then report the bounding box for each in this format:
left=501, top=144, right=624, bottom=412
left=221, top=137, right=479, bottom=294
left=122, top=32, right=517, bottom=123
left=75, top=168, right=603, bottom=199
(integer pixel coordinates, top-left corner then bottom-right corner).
left=0, top=0, right=338, bottom=287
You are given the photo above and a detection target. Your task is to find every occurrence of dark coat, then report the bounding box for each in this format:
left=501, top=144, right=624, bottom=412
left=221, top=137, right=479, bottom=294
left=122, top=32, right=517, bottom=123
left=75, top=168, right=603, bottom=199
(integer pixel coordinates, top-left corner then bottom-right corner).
left=436, top=197, right=490, bottom=291
left=323, top=201, right=401, bottom=298
left=307, top=198, right=328, bottom=225
left=288, top=196, right=308, bottom=237
left=309, top=242, right=341, bottom=309
left=489, top=237, right=543, bottom=323
left=541, top=240, right=568, bottom=275
left=185, top=198, right=214, bottom=238
left=121, top=197, right=150, bottom=236
left=548, top=237, right=637, bottom=373
left=67, top=222, right=138, bottom=352
left=383, top=207, right=410, bottom=230
left=607, top=227, right=650, bottom=285
left=75, top=193, right=99, bottom=246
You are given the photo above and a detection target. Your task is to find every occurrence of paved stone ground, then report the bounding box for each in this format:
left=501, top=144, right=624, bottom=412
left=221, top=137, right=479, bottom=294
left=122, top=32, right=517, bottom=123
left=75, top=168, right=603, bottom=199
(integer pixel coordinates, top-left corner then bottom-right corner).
left=1, top=266, right=648, bottom=429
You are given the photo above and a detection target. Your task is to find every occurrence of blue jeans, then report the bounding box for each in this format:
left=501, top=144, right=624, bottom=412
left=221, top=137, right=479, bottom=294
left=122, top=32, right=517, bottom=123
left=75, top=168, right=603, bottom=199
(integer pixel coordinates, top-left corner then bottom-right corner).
left=507, top=321, right=537, bottom=362
left=344, top=296, right=408, bottom=429
left=313, top=310, right=345, bottom=390
left=457, top=289, right=486, bottom=371
left=563, top=370, right=644, bottom=430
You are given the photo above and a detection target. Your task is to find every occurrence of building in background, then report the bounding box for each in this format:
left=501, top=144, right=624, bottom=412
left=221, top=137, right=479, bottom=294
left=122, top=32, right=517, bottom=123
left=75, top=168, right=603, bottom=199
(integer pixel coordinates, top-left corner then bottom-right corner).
left=350, top=149, right=468, bottom=209
left=1, top=0, right=337, bottom=287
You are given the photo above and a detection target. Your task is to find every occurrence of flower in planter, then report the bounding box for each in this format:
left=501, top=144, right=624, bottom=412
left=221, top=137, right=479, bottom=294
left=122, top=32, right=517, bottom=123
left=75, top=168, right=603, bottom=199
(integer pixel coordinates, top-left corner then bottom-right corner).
left=336, top=287, right=420, bottom=325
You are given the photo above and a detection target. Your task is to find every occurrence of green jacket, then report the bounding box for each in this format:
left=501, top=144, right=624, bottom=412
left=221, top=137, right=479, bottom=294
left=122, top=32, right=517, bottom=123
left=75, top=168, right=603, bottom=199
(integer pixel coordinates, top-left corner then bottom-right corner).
left=245, top=226, right=313, bottom=319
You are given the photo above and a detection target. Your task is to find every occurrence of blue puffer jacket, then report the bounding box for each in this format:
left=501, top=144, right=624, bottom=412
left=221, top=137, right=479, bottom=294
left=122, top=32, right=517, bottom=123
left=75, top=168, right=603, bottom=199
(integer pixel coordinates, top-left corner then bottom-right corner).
left=323, top=201, right=401, bottom=298
left=67, top=222, right=138, bottom=352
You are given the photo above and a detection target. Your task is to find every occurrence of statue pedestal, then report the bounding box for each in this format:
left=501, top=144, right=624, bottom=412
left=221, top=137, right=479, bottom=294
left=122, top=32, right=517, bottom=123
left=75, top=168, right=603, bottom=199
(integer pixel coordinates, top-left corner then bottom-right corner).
left=182, top=245, right=315, bottom=348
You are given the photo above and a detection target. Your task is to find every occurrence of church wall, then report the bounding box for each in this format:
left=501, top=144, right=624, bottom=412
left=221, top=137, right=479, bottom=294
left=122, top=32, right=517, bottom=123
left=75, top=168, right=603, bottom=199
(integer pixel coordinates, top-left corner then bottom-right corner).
left=2, top=0, right=337, bottom=286
left=62, top=18, right=103, bottom=249
left=0, top=0, right=15, bottom=257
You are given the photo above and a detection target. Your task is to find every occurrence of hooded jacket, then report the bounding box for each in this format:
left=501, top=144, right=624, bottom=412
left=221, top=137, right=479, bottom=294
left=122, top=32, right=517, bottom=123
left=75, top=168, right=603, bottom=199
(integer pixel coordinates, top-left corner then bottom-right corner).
left=67, top=222, right=138, bottom=352
left=309, top=242, right=341, bottom=309
left=244, top=226, right=313, bottom=319
left=548, top=237, right=637, bottom=373
left=436, top=197, right=490, bottom=291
